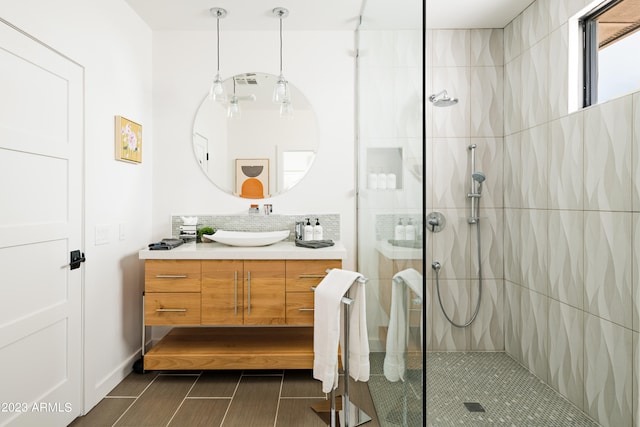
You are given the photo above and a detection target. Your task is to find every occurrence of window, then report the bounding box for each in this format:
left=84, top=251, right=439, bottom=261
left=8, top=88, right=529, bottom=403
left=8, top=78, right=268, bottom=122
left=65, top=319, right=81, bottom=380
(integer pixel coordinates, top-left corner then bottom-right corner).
left=581, top=0, right=640, bottom=107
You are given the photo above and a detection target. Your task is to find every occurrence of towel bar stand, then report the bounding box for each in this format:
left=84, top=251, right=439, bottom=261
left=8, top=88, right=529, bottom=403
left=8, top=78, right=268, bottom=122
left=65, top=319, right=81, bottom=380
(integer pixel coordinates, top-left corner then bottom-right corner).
left=311, top=270, right=372, bottom=427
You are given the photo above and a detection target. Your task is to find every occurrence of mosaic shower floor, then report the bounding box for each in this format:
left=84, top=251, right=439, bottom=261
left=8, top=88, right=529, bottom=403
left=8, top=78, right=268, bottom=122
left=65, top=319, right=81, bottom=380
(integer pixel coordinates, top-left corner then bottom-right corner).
left=368, top=352, right=601, bottom=427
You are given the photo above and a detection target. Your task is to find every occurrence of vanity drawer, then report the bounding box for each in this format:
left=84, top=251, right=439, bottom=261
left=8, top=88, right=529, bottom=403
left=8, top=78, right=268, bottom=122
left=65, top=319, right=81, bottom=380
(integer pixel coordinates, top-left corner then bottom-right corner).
left=286, top=260, right=342, bottom=292
left=286, top=292, right=315, bottom=325
left=145, top=260, right=201, bottom=292
left=145, top=292, right=201, bottom=325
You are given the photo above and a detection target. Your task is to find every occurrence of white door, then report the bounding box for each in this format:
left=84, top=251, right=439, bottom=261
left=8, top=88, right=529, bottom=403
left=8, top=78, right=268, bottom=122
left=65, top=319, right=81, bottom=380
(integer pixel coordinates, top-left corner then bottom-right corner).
left=0, top=20, right=83, bottom=426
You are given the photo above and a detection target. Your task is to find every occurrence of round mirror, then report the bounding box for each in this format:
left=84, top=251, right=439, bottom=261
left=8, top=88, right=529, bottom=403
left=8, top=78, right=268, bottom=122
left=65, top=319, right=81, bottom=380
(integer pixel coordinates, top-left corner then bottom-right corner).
left=192, top=72, right=318, bottom=198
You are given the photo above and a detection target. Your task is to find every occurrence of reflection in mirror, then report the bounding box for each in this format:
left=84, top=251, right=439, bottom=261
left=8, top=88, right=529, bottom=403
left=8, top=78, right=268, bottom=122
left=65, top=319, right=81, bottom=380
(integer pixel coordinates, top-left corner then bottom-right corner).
left=192, top=72, right=318, bottom=198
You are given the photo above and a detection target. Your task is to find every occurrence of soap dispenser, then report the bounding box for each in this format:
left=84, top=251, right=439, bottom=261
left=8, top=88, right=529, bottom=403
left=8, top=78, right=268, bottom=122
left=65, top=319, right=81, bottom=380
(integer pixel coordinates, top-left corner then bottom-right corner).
left=394, top=218, right=406, bottom=241
left=313, top=218, right=323, bottom=240
left=405, top=218, right=416, bottom=241
left=304, top=218, right=314, bottom=241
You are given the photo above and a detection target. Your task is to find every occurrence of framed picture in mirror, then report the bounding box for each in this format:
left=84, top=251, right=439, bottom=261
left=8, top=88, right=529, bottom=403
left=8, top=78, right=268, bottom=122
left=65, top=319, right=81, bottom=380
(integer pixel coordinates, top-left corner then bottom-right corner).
left=235, top=158, right=269, bottom=198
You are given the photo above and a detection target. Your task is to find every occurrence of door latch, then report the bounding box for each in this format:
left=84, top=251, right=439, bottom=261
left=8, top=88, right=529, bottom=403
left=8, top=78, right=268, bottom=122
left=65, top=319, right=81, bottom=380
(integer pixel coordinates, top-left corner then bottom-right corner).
left=69, top=250, right=86, bottom=270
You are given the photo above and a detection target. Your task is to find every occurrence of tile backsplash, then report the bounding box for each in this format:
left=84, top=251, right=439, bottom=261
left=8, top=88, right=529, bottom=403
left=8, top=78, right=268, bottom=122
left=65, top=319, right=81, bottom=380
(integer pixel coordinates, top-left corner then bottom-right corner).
left=170, top=214, right=340, bottom=242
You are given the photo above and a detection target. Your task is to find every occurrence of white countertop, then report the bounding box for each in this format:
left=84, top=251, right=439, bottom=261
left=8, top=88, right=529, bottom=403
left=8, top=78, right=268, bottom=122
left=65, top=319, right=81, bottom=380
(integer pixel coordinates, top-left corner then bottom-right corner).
left=139, top=241, right=346, bottom=260
left=375, top=240, right=423, bottom=260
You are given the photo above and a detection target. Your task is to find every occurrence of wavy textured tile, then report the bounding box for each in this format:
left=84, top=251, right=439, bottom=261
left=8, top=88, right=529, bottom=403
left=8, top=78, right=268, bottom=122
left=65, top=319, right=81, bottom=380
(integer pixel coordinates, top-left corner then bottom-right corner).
left=470, top=29, right=503, bottom=67
left=548, top=24, right=569, bottom=120
left=520, top=209, right=548, bottom=295
left=431, top=208, right=470, bottom=280
left=548, top=210, right=584, bottom=308
left=548, top=300, right=584, bottom=410
left=521, top=0, right=549, bottom=49
left=470, top=67, right=504, bottom=138
left=520, top=289, right=548, bottom=381
left=634, top=213, right=640, bottom=331
left=583, top=96, right=633, bottom=211
left=470, top=279, right=503, bottom=351
left=503, top=209, right=522, bottom=284
left=504, top=56, right=522, bottom=135
left=432, top=138, right=469, bottom=209
left=394, top=67, right=422, bottom=139
left=584, top=314, right=633, bottom=427
left=584, top=211, right=633, bottom=328
left=431, top=279, right=471, bottom=351
left=470, top=207, right=503, bottom=280
left=548, top=113, right=584, bottom=210
left=504, top=133, right=522, bottom=208
left=634, top=332, right=639, bottom=427
left=520, top=124, right=548, bottom=209
left=472, top=137, right=503, bottom=209
left=432, top=67, right=470, bottom=138
left=504, top=282, right=522, bottom=363
left=432, top=30, right=470, bottom=67
left=504, top=14, right=522, bottom=64
left=521, top=38, right=549, bottom=129
left=394, top=30, right=421, bottom=69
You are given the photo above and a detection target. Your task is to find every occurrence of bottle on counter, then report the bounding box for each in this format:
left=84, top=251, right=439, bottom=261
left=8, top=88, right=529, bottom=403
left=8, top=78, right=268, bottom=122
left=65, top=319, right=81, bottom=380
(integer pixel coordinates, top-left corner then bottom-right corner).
left=304, top=218, right=314, bottom=241
left=405, top=218, right=416, bottom=240
left=394, top=218, right=406, bottom=240
left=313, top=218, right=323, bottom=240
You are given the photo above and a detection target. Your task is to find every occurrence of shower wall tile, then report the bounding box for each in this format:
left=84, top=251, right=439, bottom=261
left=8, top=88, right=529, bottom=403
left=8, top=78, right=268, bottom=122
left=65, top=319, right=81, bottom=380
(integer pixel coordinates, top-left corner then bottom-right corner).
left=584, top=313, right=633, bottom=427
left=548, top=299, right=584, bottom=410
left=394, top=67, right=422, bottom=138
left=358, top=30, right=395, bottom=69
left=584, top=211, right=633, bottom=328
left=504, top=55, right=522, bottom=135
left=520, top=124, right=549, bottom=209
left=432, top=138, right=469, bottom=208
left=503, top=208, right=522, bottom=284
left=473, top=137, right=503, bottom=209
left=425, top=279, right=434, bottom=352
left=470, top=67, right=504, bottom=138
left=471, top=207, right=503, bottom=281
left=470, top=278, right=504, bottom=351
left=358, top=67, right=395, bottom=139
left=548, top=24, right=569, bottom=120
left=634, top=213, right=639, bottom=332
left=521, top=0, right=549, bottom=50
left=520, top=289, right=548, bottom=382
left=504, top=13, right=522, bottom=64
left=431, top=279, right=471, bottom=351
left=548, top=210, right=584, bottom=309
left=504, top=281, right=522, bottom=363
left=504, top=133, right=522, bottom=208
left=520, top=209, right=548, bottom=296
left=521, top=37, right=549, bottom=129
left=548, top=112, right=584, bottom=210
left=432, top=67, right=471, bottom=138
left=432, top=30, right=470, bottom=67
left=394, top=30, right=421, bottom=68
left=583, top=95, right=633, bottom=211
left=431, top=208, right=470, bottom=280
left=634, top=332, right=639, bottom=427
left=470, top=29, right=504, bottom=67
left=633, top=92, right=640, bottom=211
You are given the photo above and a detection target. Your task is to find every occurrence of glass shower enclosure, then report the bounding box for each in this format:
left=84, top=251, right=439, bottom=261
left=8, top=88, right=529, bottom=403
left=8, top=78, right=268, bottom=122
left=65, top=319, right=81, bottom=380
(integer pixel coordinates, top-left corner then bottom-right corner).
left=356, top=0, right=424, bottom=425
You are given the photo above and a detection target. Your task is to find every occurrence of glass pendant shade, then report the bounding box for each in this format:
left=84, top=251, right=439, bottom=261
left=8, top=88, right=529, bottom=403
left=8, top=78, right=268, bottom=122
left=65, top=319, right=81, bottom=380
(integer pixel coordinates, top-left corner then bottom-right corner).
left=280, top=98, right=293, bottom=117
left=210, top=73, right=224, bottom=101
left=227, top=96, right=240, bottom=118
left=273, top=73, right=290, bottom=103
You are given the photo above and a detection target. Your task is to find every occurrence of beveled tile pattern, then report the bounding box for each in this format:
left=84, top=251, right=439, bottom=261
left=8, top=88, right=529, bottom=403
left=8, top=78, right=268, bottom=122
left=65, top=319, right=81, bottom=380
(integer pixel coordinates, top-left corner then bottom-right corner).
left=70, top=370, right=379, bottom=427
left=425, top=352, right=599, bottom=426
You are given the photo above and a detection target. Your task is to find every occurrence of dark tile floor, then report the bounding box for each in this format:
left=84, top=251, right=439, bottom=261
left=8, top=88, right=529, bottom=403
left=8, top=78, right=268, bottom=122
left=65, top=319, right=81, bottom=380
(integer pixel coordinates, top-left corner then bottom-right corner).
left=69, top=369, right=381, bottom=427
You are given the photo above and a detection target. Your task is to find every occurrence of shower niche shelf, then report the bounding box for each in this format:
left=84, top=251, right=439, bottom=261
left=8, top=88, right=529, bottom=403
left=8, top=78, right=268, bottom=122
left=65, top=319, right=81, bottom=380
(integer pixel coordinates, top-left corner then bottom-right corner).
left=366, top=147, right=403, bottom=190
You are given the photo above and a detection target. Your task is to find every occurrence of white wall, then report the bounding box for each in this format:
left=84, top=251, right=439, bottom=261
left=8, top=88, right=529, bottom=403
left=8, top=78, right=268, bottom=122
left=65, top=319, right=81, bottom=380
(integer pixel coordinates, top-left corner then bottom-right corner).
left=0, top=0, right=153, bottom=413
left=152, top=30, right=357, bottom=268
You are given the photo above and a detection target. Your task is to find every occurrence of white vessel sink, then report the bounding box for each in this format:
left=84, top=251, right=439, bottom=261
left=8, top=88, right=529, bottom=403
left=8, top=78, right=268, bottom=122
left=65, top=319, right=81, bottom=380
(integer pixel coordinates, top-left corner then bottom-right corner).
left=203, top=230, right=290, bottom=247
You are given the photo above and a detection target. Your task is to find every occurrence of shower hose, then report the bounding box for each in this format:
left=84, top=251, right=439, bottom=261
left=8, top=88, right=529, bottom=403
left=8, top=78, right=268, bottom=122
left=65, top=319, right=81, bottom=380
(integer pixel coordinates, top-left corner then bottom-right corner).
left=433, top=217, right=482, bottom=328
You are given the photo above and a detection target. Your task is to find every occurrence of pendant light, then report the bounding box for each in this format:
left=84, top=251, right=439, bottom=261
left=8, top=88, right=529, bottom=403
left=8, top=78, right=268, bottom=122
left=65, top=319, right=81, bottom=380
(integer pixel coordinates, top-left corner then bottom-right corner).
left=272, top=7, right=292, bottom=113
left=227, top=77, right=241, bottom=118
left=209, top=7, right=227, bottom=101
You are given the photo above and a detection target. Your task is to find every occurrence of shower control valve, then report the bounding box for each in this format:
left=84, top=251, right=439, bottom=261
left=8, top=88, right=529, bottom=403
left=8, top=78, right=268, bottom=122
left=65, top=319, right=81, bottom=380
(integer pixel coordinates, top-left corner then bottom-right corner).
left=426, top=211, right=446, bottom=233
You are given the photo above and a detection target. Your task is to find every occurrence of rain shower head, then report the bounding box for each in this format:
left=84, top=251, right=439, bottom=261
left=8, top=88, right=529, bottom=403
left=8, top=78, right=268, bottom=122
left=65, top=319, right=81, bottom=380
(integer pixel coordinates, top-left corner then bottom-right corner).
left=429, top=90, right=458, bottom=107
left=472, top=172, right=486, bottom=183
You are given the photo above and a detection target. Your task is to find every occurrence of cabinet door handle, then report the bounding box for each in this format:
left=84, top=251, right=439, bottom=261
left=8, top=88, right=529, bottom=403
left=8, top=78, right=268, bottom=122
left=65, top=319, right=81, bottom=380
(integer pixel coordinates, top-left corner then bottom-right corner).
left=247, top=271, right=251, bottom=315
left=155, top=274, right=188, bottom=279
left=298, top=308, right=315, bottom=312
left=234, top=271, right=238, bottom=315
left=155, top=308, right=187, bottom=312
left=299, top=274, right=326, bottom=279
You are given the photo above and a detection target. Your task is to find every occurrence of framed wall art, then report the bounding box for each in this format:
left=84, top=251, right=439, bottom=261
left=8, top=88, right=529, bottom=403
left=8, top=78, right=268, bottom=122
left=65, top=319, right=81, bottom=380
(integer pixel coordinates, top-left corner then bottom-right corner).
left=115, top=115, right=142, bottom=163
left=235, top=158, right=269, bottom=198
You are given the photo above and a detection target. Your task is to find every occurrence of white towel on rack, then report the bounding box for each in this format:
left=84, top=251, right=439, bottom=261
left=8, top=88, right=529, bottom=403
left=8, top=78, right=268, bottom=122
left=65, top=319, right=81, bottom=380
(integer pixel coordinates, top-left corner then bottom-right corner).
left=384, top=268, right=423, bottom=382
left=313, top=268, right=369, bottom=393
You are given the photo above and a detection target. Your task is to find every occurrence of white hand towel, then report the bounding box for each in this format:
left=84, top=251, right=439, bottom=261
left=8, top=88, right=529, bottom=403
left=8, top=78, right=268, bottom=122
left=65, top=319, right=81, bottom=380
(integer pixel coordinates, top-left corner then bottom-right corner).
left=313, top=269, right=369, bottom=393
left=341, top=279, right=369, bottom=383
left=384, top=268, right=423, bottom=382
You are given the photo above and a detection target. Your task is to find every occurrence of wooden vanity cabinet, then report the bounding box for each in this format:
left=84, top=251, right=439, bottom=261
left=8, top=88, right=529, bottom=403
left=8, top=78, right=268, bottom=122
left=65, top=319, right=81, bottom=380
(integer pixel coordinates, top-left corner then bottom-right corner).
left=201, top=260, right=243, bottom=325
left=243, top=260, right=286, bottom=325
left=285, top=259, right=342, bottom=325
left=144, top=260, right=201, bottom=326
